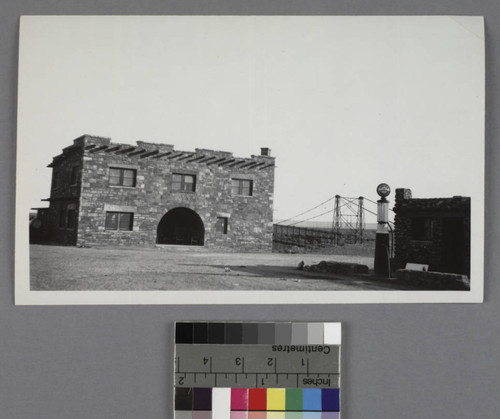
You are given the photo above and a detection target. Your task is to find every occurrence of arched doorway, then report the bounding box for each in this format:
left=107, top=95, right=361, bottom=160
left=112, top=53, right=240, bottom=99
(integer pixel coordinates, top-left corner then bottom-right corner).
left=157, top=207, right=205, bottom=246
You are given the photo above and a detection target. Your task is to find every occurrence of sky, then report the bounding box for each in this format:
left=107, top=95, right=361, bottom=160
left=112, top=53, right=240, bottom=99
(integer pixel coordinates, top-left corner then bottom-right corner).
left=17, top=16, right=484, bottom=225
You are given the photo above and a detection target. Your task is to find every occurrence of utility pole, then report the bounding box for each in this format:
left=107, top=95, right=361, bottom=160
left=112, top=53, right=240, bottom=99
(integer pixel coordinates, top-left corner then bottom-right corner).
left=356, top=196, right=365, bottom=243
left=332, top=195, right=341, bottom=245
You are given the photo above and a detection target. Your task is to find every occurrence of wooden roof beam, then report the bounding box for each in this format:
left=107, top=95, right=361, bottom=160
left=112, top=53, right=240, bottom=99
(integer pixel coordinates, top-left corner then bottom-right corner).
left=127, top=148, right=146, bottom=157
left=206, top=157, right=227, bottom=166
left=153, top=151, right=173, bottom=159
left=258, top=163, right=275, bottom=170
left=186, top=155, right=206, bottom=163
left=177, top=153, right=195, bottom=161
left=115, top=146, right=136, bottom=155
left=105, top=145, right=121, bottom=153
left=198, top=156, right=217, bottom=164
left=218, top=159, right=236, bottom=167
left=238, top=161, right=257, bottom=169
left=167, top=152, right=185, bottom=160
left=228, top=160, right=247, bottom=168
left=249, top=162, right=267, bottom=169
left=139, top=150, right=160, bottom=159
left=88, top=145, right=109, bottom=153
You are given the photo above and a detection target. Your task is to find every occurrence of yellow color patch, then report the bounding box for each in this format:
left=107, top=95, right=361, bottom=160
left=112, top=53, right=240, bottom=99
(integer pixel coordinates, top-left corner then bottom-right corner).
left=267, top=388, right=286, bottom=411
left=267, top=413, right=286, bottom=419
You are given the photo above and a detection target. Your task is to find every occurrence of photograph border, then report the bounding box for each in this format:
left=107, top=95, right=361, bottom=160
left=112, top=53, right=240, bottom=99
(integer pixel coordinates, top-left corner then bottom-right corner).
left=15, top=15, right=485, bottom=305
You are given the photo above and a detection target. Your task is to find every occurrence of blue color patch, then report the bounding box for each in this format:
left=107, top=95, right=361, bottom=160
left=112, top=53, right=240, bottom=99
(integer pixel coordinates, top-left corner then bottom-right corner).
left=303, top=388, right=322, bottom=411
left=303, top=412, right=322, bottom=419
left=321, top=389, right=340, bottom=411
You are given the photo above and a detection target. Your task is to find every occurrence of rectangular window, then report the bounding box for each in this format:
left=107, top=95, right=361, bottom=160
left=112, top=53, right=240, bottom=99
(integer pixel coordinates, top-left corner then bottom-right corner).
left=411, top=218, right=433, bottom=241
left=109, top=168, right=137, bottom=187
left=231, top=179, right=253, bottom=196
left=172, top=173, right=196, bottom=192
left=66, top=209, right=77, bottom=229
left=216, top=217, right=228, bottom=234
left=70, top=166, right=80, bottom=185
left=105, top=212, right=134, bottom=231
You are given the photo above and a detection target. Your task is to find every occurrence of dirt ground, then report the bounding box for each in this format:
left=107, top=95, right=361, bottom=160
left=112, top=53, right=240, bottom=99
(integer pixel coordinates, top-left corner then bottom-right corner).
left=30, top=244, right=417, bottom=291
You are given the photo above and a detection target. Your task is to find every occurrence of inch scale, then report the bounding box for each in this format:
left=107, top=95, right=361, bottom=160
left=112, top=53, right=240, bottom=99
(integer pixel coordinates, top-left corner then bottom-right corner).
left=175, top=344, right=340, bottom=389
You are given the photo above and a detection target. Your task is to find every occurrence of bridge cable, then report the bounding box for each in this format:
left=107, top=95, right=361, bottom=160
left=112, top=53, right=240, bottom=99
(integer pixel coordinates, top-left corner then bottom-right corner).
left=276, top=195, right=337, bottom=225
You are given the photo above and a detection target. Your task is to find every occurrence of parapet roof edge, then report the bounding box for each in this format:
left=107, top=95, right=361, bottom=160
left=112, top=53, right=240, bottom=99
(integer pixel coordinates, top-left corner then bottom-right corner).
left=49, top=134, right=275, bottom=166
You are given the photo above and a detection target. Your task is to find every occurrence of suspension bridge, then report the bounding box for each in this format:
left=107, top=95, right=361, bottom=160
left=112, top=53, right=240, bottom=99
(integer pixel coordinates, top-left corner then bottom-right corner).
left=273, top=194, right=394, bottom=252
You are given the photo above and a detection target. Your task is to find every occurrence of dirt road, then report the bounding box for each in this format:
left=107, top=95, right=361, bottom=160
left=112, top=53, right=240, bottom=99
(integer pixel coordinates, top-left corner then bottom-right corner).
left=30, top=245, right=416, bottom=291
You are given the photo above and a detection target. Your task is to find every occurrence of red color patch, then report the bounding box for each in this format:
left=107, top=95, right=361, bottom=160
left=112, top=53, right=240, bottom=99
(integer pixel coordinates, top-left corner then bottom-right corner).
left=248, top=388, right=267, bottom=411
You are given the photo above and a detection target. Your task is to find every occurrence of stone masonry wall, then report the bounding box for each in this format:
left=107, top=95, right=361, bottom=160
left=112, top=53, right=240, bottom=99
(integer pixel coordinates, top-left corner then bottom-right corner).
left=59, top=135, right=276, bottom=251
left=46, top=143, right=83, bottom=245
left=393, top=188, right=470, bottom=276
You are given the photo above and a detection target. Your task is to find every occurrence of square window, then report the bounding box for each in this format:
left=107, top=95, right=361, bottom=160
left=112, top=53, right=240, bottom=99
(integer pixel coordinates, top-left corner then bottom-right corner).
left=109, top=167, right=137, bottom=187
left=172, top=173, right=196, bottom=192
left=216, top=217, right=228, bottom=234
left=231, top=179, right=253, bottom=196
left=105, top=212, right=133, bottom=231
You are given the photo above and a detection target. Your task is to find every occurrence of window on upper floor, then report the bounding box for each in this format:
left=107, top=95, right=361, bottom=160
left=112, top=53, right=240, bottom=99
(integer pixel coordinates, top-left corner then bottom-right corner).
left=70, top=166, right=80, bottom=186
left=231, top=178, right=253, bottom=196
left=109, top=167, right=137, bottom=187
left=172, top=173, right=196, bottom=192
left=52, top=172, right=60, bottom=190
left=105, top=212, right=134, bottom=231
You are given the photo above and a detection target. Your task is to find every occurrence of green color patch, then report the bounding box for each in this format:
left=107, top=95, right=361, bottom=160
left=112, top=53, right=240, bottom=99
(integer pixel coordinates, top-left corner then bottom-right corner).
left=286, top=388, right=303, bottom=411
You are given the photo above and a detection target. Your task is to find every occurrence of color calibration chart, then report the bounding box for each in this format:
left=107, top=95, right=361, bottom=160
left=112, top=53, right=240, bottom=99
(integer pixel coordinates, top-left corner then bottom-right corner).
left=174, top=322, right=341, bottom=418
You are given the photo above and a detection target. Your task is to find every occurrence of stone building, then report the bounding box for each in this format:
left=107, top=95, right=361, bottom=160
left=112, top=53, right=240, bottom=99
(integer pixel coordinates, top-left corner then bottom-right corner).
left=393, top=188, right=471, bottom=276
left=37, top=135, right=275, bottom=251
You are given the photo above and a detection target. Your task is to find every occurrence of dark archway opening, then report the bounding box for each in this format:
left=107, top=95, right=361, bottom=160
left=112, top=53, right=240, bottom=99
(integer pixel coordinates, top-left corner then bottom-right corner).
left=157, top=207, right=205, bottom=246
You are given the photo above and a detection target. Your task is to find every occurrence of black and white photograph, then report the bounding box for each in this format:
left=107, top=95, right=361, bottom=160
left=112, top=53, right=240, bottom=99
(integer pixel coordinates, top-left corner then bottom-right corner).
left=15, top=15, right=485, bottom=304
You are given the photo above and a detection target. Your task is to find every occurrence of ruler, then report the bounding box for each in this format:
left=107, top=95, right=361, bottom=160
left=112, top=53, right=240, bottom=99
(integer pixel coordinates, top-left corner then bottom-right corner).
left=173, top=322, right=342, bottom=418
left=175, top=344, right=340, bottom=388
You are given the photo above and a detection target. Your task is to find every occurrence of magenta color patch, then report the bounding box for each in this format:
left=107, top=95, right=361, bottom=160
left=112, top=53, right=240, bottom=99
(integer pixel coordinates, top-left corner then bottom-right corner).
left=231, top=388, right=249, bottom=411
left=230, top=412, right=248, bottom=419
left=192, top=411, right=212, bottom=419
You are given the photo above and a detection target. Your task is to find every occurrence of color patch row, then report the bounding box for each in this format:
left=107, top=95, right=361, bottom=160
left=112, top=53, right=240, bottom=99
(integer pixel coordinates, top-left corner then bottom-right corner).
left=175, top=411, right=340, bottom=419
left=175, top=388, right=340, bottom=412
left=175, top=322, right=341, bottom=345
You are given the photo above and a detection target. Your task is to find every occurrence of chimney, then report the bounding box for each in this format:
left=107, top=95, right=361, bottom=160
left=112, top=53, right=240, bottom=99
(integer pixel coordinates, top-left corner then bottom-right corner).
left=260, top=147, right=271, bottom=156
left=395, top=188, right=412, bottom=203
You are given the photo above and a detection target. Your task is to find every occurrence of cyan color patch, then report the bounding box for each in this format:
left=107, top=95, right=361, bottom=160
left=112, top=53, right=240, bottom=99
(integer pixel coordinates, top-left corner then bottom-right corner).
left=302, top=389, right=322, bottom=411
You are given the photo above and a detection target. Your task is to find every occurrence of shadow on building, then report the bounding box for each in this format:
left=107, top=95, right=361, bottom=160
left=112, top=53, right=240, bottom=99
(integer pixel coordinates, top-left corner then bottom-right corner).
left=393, top=188, right=470, bottom=277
